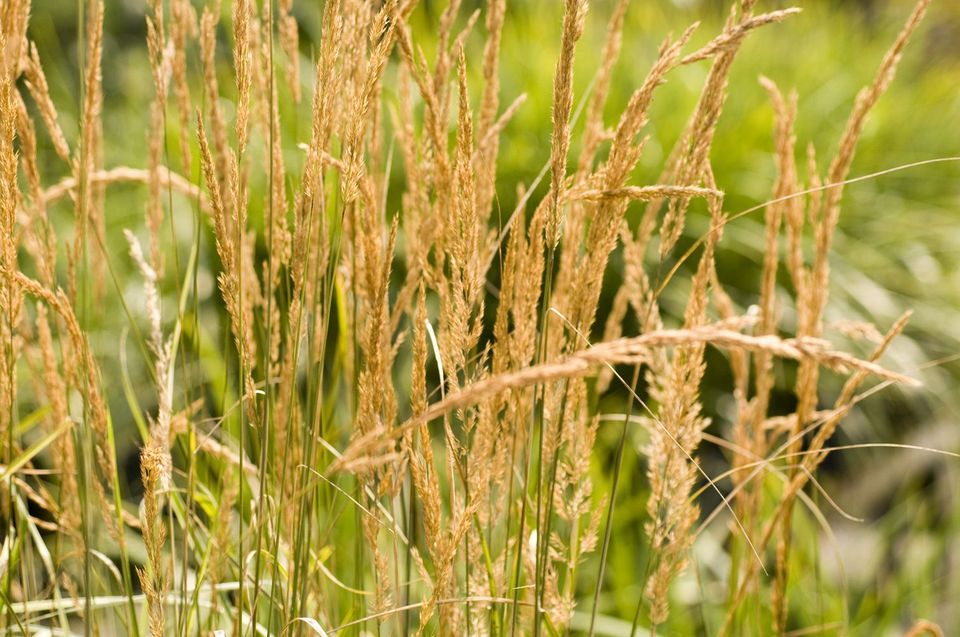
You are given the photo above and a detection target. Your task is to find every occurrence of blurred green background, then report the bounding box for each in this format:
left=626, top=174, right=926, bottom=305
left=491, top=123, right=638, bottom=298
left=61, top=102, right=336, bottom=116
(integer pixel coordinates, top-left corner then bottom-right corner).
left=22, top=0, right=960, bottom=633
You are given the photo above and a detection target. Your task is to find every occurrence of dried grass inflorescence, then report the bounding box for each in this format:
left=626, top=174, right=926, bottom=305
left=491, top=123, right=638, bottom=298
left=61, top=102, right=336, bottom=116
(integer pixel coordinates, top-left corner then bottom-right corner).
left=0, top=0, right=936, bottom=635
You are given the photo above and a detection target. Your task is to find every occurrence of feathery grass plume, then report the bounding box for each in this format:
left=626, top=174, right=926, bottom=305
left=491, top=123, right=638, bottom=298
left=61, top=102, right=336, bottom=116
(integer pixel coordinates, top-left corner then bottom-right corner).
left=260, top=31, right=291, bottom=413
left=679, top=7, right=800, bottom=66
left=38, top=166, right=205, bottom=209
left=561, top=26, right=694, bottom=342
left=733, top=73, right=801, bottom=626
left=200, top=2, right=235, bottom=219
left=548, top=390, right=605, bottom=630
left=476, top=188, right=546, bottom=623
left=22, top=43, right=71, bottom=163
left=437, top=49, right=484, bottom=386
left=489, top=195, right=545, bottom=433
left=278, top=0, right=300, bottom=103
left=427, top=0, right=464, bottom=156
left=354, top=206, right=400, bottom=617
left=233, top=0, right=252, bottom=158
left=577, top=0, right=630, bottom=177
left=580, top=0, right=672, bottom=394
left=10, top=271, right=120, bottom=539
left=473, top=0, right=506, bottom=222
left=687, top=6, right=932, bottom=632
left=267, top=91, right=298, bottom=514
left=607, top=183, right=685, bottom=349
left=14, top=92, right=42, bottom=214
left=145, top=0, right=170, bottom=273
left=799, top=312, right=912, bottom=479
left=196, top=113, right=258, bottom=425
left=751, top=78, right=797, bottom=455
left=282, top=1, right=347, bottom=620
left=546, top=0, right=587, bottom=247
left=569, top=183, right=721, bottom=203
left=138, top=445, right=169, bottom=637
left=75, top=0, right=107, bottom=302
left=196, top=113, right=234, bottom=279
left=0, top=26, right=23, bottom=498
left=905, top=620, right=945, bottom=637
left=658, top=6, right=800, bottom=259
left=535, top=5, right=596, bottom=474
left=409, top=282, right=443, bottom=575
left=336, top=321, right=913, bottom=470
left=395, top=20, right=454, bottom=272
left=0, top=0, right=29, bottom=121
left=171, top=0, right=196, bottom=174
left=403, top=23, right=526, bottom=605
left=267, top=0, right=339, bottom=543
left=263, top=51, right=292, bottom=285
left=722, top=315, right=914, bottom=635
left=402, top=282, right=439, bottom=631
left=816, top=0, right=930, bottom=291
left=35, top=304, right=80, bottom=536
left=291, top=0, right=339, bottom=354
left=724, top=80, right=798, bottom=597
left=643, top=191, right=723, bottom=630
left=417, top=499, right=482, bottom=636
left=488, top=189, right=547, bottom=612
left=227, top=0, right=261, bottom=432
left=139, top=444, right=170, bottom=637
left=14, top=81, right=57, bottom=291
left=771, top=3, right=928, bottom=630
left=340, top=0, right=408, bottom=205
left=0, top=1, right=29, bottom=91
left=596, top=264, right=630, bottom=393
left=423, top=50, right=493, bottom=632
left=124, top=230, right=174, bottom=462
left=0, top=39, right=30, bottom=610
left=392, top=64, right=444, bottom=341
left=761, top=314, right=911, bottom=632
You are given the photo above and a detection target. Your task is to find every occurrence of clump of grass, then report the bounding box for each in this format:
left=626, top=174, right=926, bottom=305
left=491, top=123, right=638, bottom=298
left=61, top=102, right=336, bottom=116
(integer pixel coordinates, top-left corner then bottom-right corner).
left=0, top=0, right=948, bottom=635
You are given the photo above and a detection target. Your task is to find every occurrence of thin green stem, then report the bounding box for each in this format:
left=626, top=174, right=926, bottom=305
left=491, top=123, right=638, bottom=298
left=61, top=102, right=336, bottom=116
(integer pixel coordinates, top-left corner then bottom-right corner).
left=588, top=363, right=641, bottom=637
